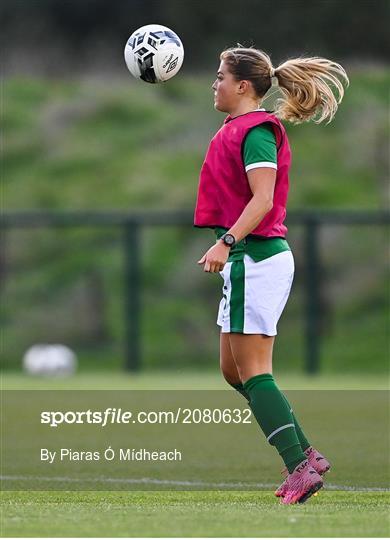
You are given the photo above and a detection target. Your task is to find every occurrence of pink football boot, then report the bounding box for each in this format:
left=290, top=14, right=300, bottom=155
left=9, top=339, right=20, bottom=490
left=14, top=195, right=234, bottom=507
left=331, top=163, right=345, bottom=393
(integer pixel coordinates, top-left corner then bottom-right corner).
left=274, top=469, right=289, bottom=498
left=275, top=447, right=330, bottom=498
left=281, top=459, right=323, bottom=504
left=304, top=446, right=331, bottom=475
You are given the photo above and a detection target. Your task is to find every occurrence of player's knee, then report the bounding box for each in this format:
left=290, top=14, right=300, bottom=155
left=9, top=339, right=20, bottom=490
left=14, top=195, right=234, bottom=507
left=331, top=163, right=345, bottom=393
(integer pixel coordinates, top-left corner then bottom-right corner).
left=220, top=363, right=241, bottom=385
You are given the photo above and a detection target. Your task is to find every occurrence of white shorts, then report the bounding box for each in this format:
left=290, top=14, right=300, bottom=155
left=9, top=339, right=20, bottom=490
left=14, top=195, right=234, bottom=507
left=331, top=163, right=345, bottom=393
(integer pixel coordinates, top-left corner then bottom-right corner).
left=217, top=251, right=294, bottom=336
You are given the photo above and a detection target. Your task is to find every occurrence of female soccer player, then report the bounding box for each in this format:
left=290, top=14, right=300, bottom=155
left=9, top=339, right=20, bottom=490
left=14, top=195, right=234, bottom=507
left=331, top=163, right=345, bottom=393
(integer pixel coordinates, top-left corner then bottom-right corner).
left=195, top=47, right=348, bottom=504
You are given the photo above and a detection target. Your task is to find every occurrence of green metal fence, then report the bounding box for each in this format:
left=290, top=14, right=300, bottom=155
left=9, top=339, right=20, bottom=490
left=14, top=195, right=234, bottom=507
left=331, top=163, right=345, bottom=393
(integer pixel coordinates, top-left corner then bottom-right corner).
left=1, top=209, right=389, bottom=373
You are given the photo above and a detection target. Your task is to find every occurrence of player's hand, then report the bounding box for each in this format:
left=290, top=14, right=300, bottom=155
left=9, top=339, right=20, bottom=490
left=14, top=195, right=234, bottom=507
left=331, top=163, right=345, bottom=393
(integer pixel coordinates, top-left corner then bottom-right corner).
left=197, top=241, right=230, bottom=273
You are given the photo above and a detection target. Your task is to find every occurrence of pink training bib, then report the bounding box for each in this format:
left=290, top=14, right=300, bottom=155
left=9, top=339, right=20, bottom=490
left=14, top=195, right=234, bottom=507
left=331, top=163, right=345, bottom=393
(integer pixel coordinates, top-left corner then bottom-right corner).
left=194, top=111, right=291, bottom=237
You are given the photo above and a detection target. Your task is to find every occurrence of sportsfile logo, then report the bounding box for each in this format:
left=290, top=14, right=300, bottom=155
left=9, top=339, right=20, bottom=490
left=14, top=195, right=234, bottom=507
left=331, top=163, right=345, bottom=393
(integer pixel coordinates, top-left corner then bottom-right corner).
left=41, top=408, right=133, bottom=428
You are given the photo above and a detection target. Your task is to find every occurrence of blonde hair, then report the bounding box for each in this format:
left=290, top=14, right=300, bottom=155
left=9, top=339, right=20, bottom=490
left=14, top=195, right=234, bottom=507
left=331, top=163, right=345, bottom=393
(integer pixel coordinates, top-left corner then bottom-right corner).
left=220, top=47, right=349, bottom=124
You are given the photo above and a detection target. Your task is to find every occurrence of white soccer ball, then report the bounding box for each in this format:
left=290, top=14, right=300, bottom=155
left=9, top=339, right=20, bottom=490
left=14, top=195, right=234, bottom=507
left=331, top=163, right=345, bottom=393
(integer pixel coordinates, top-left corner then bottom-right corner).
left=124, top=24, right=184, bottom=83
left=23, top=344, right=77, bottom=377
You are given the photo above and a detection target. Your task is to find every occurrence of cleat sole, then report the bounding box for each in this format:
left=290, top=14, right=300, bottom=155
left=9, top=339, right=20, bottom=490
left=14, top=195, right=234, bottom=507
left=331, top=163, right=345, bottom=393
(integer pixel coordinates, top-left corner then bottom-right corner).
left=297, top=481, right=323, bottom=504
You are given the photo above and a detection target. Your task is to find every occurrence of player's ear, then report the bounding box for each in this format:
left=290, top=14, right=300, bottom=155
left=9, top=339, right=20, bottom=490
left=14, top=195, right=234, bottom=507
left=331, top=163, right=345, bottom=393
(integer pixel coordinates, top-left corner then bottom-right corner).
left=237, top=80, right=250, bottom=94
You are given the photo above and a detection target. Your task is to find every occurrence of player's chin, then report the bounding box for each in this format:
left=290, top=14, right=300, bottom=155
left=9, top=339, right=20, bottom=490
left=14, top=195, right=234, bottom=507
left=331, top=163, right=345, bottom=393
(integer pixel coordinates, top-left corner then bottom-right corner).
left=214, top=99, right=226, bottom=112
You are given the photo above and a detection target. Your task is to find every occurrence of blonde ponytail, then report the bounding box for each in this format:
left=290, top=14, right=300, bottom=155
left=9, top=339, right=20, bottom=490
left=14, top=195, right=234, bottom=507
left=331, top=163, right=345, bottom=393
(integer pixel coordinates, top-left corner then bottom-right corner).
left=273, top=57, right=349, bottom=124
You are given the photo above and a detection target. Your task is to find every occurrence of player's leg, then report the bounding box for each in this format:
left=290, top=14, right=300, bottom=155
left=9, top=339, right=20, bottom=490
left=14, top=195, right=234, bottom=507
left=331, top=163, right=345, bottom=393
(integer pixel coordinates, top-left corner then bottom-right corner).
left=219, top=254, right=324, bottom=501
left=224, top=333, right=328, bottom=497
left=220, top=331, right=241, bottom=384
left=219, top=253, right=316, bottom=457
left=280, top=395, right=330, bottom=475
left=220, top=332, right=250, bottom=401
left=220, top=330, right=311, bottom=456
left=221, top=331, right=313, bottom=451
left=228, top=333, right=307, bottom=471
left=227, top=333, right=273, bottom=380
left=228, top=332, right=323, bottom=503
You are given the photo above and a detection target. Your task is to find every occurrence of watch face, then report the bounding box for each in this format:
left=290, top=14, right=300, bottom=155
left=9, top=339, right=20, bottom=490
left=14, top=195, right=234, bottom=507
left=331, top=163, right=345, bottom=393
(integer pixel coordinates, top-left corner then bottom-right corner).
left=223, top=234, right=235, bottom=246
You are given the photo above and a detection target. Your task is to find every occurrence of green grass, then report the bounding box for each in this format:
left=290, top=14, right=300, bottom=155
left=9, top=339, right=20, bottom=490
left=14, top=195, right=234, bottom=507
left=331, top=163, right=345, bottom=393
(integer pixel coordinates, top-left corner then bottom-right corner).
left=1, top=370, right=388, bottom=390
left=1, top=371, right=389, bottom=536
left=1, top=491, right=389, bottom=537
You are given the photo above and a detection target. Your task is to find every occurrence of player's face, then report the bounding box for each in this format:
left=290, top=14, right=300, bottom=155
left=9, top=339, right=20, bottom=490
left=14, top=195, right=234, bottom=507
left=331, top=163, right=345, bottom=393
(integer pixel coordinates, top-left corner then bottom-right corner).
left=212, top=61, right=241, bottom=113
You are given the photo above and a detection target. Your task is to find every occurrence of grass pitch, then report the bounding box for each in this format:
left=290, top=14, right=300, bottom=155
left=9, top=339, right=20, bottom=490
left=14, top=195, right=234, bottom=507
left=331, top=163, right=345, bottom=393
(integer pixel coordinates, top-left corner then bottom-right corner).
left=1, top=371, right=389, bottom=537
left=1, top=490, right=389, bottom=537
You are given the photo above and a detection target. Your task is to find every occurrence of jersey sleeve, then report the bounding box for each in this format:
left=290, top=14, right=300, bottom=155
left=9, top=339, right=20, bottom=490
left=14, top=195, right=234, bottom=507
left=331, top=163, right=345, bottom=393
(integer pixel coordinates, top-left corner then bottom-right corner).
left=243, top=124, right=277, bottom=172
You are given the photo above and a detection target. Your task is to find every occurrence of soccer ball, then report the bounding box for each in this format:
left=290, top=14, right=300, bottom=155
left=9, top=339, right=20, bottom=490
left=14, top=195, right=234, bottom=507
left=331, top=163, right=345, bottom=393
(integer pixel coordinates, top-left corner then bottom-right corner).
left=124, top=24, right=184, bottom=83
left=23, top=344, right=77, bottom=377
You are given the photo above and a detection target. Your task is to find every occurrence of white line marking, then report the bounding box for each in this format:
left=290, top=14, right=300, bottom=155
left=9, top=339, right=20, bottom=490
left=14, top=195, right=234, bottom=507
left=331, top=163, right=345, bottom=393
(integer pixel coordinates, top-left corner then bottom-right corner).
left=1, top=475, right=389, bottom=491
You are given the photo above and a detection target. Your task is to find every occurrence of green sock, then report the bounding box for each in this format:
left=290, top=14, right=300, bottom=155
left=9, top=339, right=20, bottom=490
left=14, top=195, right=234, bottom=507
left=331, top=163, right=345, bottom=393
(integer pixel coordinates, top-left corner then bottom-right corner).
left=280, top=393, right=311, bottom=452
left=229, top=381, right=312, bottom=453
left=228, top=381, right=251, bottom=404
left=243, top=373, right=307, bottom=473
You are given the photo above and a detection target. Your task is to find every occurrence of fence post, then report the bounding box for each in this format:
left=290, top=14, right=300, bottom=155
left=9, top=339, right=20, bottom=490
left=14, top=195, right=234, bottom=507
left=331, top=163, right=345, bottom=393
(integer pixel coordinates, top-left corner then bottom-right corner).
left=304, top=217, right=321, bottom=374
left=123, top=220, right=141, bottom=371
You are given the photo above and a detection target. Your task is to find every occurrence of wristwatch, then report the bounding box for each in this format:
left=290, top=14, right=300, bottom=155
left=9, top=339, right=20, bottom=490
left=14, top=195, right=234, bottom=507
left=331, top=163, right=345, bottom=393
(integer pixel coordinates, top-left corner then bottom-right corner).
left=220, top=233, right=236, bottom=248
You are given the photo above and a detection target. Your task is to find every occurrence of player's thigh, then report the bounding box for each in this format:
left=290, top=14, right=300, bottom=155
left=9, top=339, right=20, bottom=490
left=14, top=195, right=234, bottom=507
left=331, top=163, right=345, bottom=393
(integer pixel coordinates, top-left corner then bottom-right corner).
left=220, top=332, right=241, bottom=384
left=228, top=333, right=275, bottom=383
